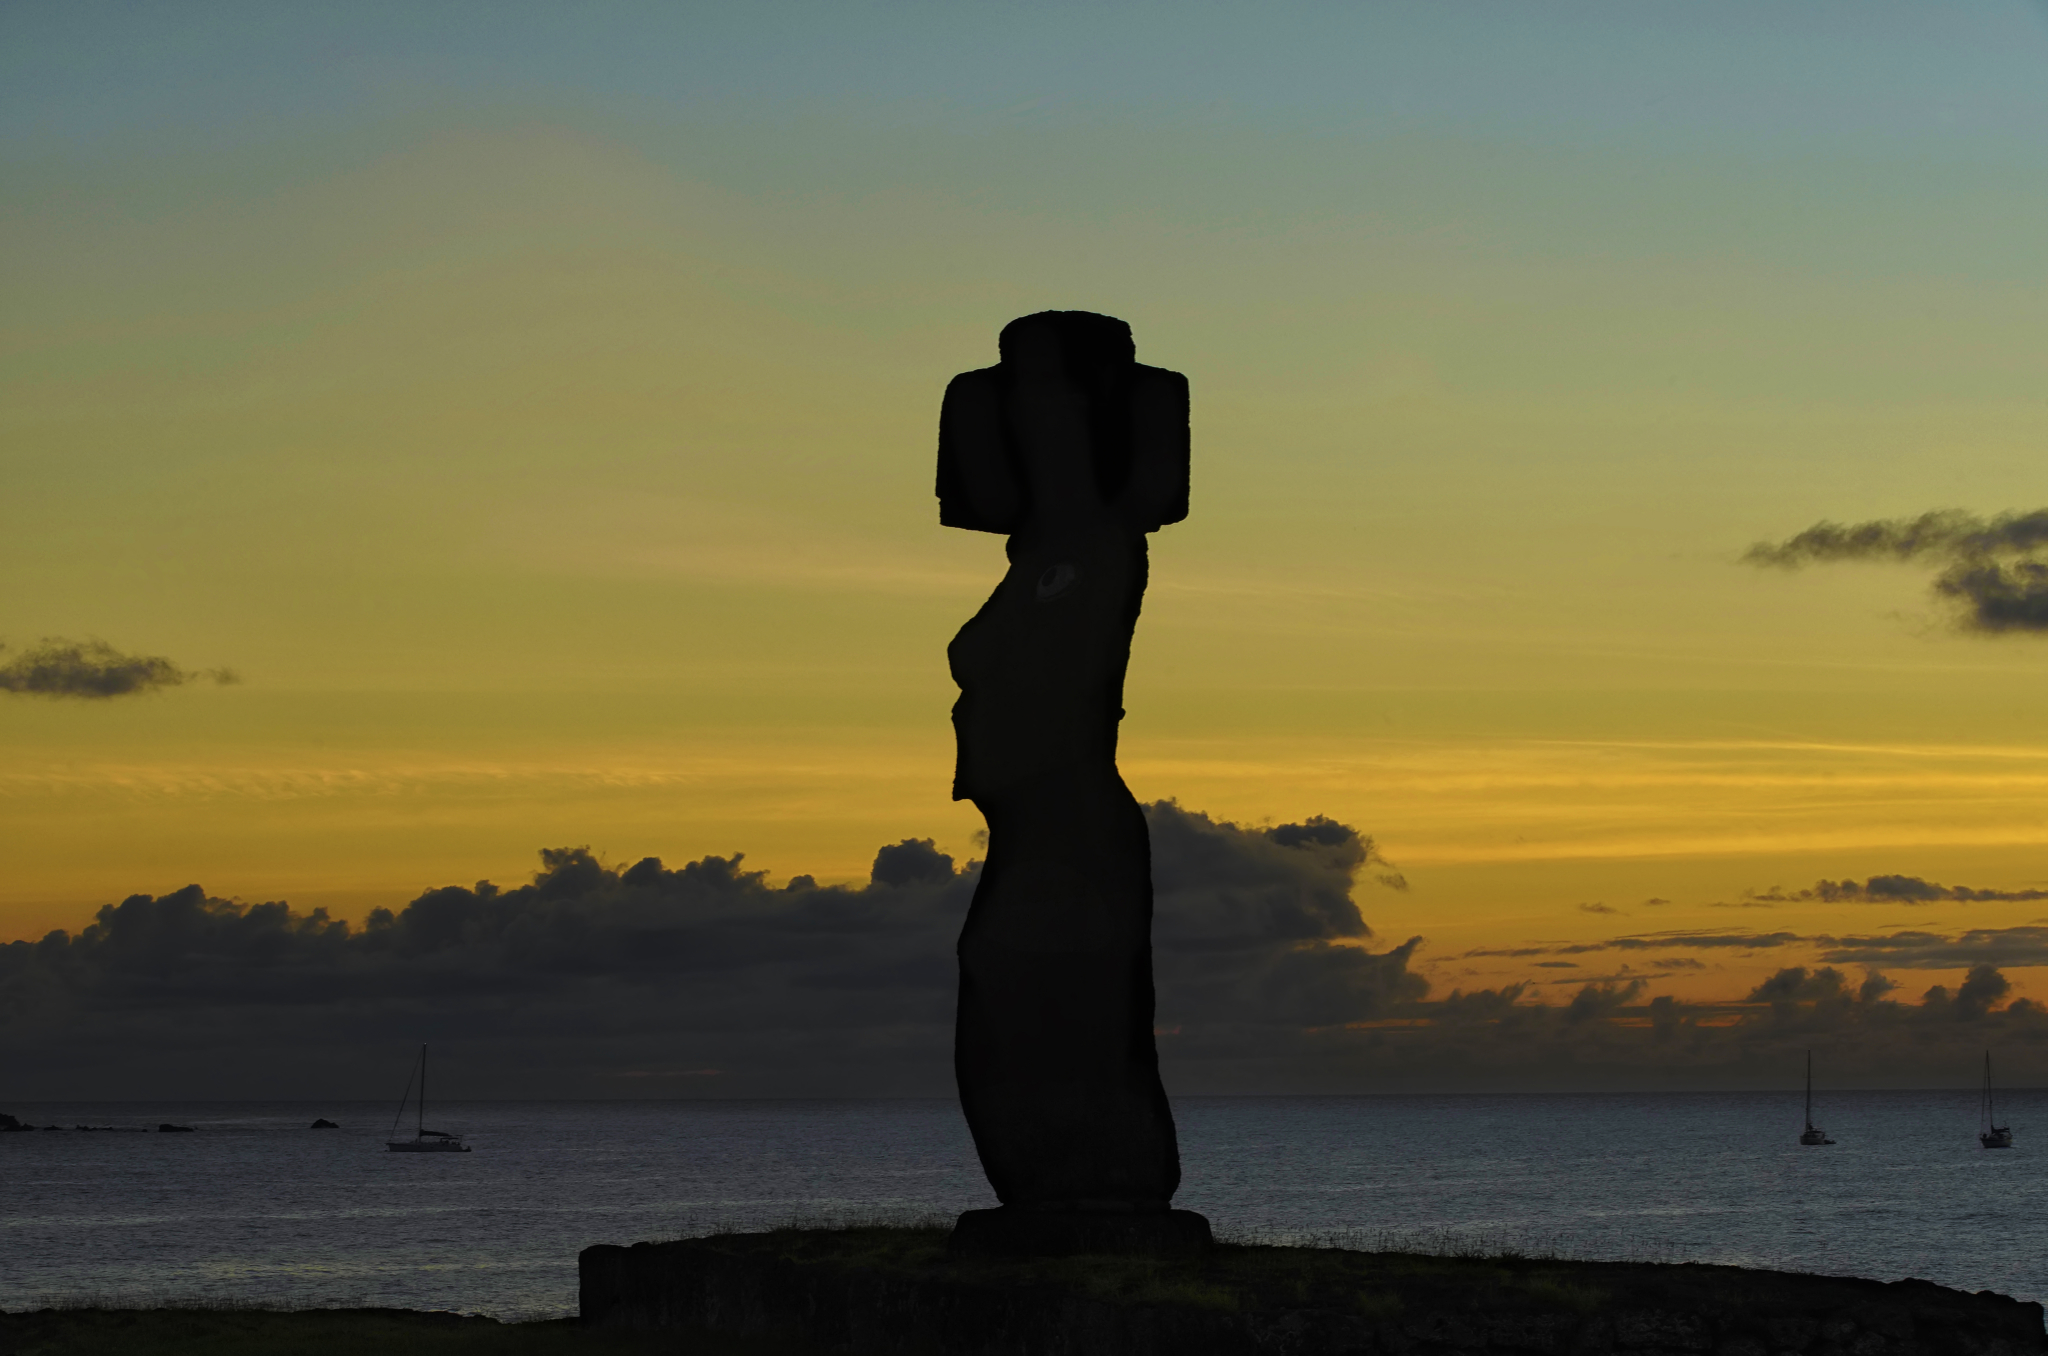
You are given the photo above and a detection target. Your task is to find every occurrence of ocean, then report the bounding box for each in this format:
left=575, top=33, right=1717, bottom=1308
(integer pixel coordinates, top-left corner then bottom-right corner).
left=4, top=1091, right=2042, bottom=1319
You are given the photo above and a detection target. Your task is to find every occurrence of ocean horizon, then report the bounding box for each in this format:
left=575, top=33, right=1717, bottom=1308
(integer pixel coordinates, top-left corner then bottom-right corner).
left=6, top=1091, right=2043, bottom=1320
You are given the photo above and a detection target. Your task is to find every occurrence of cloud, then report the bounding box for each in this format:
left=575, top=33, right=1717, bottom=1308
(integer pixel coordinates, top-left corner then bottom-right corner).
left=1744, top=510, right=2048, bottom=566
left=1472, top=919, right=2048, bottom=973
left=0, top=802, right=1423, bottom=1098
left=1147, top=804, right=1425, bottom=1037
left=1577, top=902, right=1624, bottom=915
left=1814, top=925, right=2048, bottom=969
left=1262, top=813, right=1409, bottom=892
left=0, top=637, right=238, bottom=698
left=1741, top=962, right=2027, bottom=1024
left=1953, top=964, right=2011, bottom=1018
left=1746, top=965, right=1849, bottom=1003
left=868, top=838, right=956, bottom=887
left=1565, top=979, right=1646, bottom=1022
left=1744, top=508, right=2048, bottom=632
left=1328, top=958, right=2048, bottom=1090
left=1455, top=929, right=1803, bottom=960
left=1752, top=875, right=2048, bottom=904
left=12, top=805, right=2048, bottom=1099
left=1603, top=930, right=1803, bottom=951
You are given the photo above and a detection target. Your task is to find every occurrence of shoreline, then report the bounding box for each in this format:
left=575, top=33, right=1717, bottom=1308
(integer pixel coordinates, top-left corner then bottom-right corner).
left=0, top=1305, right=760, bottom=1354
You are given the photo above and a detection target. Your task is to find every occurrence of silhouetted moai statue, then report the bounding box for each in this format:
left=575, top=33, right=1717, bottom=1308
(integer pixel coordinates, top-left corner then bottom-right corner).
left=938, top=311, right=1211, bottom=1257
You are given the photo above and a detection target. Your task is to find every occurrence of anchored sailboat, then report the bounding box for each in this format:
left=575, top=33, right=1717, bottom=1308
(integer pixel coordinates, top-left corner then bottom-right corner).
left=1980, top=1050, right=2013, bottom=1150
left=1799, top=1050, right=1835, bottom=1146
left=386, top=1044, right=471, bottom=1153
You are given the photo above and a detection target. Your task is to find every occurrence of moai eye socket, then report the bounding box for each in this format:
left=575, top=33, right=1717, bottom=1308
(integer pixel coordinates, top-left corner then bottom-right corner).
left=1035, top=563, right=1080, bottom=602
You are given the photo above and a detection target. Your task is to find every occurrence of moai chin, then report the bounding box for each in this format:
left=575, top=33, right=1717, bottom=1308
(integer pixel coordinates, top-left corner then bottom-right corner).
left=937, top=311, right=1211, bottom=1257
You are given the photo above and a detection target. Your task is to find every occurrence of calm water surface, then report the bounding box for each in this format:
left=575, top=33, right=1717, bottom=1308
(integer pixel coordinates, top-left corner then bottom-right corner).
left=4, top=1092, right=2042, bottom=1318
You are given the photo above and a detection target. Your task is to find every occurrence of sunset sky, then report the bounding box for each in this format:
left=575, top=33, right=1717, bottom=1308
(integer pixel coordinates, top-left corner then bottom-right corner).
left=7, top=1, right=2048, bottom=1060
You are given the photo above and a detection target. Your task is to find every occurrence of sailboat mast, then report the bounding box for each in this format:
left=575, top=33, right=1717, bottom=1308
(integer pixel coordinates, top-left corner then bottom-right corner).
left=419, top=1044, right=426, bottom=1138
left=1805, top=1050, right=1813, bottom=1127
left=1984, top=1050, right=1994, bottom=1129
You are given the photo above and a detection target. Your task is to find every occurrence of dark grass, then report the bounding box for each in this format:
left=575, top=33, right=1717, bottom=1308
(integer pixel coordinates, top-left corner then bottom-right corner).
left=0, top=1220, right=1748, bottom=1353
left=0, top=1304, right=789, bottom=1355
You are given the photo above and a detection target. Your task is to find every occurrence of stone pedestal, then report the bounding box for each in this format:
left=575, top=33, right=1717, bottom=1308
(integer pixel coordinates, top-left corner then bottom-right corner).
left=948, top=1206, right=1213, bottom=1259
left=580, top=1226, right=2048, bottom=1356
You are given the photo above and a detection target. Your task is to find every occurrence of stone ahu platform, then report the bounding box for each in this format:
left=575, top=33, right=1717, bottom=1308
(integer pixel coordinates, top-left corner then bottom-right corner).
left=579, top=1224, right=2046, bottom=1356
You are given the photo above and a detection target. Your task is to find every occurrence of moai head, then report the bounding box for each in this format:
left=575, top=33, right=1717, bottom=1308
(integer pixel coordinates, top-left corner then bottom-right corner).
left=936, top=311, right=1190, bottom=540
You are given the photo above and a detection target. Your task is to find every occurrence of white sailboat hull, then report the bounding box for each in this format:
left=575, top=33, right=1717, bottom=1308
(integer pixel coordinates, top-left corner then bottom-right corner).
left=387, top=1138, right=471, bottom=1152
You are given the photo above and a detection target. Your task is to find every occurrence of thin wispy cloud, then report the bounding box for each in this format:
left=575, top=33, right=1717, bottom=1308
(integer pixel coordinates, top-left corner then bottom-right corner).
left=1816, top=925, right=2048, bottom=970
left=1461, top=930, right=1805, bottom=958
left=1466, top=920, right=2048, bottom=974
left=1752, top=874, right=2048, bottom=904
left=1746, top=508, right=2048, bottom=633
left=0, top=637, right=237, bottom=699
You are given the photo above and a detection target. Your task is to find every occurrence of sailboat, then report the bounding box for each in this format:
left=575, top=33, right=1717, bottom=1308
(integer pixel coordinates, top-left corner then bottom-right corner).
left=1799, top=1050, right=1835, bottom=1145
left=386, top=1044, right=471, bottom=1152
left=1980, top=1050, right=2013, bottom=1149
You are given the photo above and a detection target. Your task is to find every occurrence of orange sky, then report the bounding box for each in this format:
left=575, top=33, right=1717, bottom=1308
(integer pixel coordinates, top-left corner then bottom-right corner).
left=5, top=4, right=2047, bottom=1015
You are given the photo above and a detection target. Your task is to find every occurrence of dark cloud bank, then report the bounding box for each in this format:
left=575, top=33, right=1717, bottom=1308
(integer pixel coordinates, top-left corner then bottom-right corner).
left=0, top=637, right=237, bottom=697
left=1746, top=508, right=2048, bottom=633
left=7, top=804, right=2047, bottom=1098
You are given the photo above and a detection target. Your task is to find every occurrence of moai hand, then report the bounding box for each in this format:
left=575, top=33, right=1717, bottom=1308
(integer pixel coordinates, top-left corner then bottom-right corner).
left=937, top=311, right=1210, bottom=1258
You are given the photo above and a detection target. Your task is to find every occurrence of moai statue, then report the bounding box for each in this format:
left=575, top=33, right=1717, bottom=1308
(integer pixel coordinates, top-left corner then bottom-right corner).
left=938, top=311, right=1211, bottom=1257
